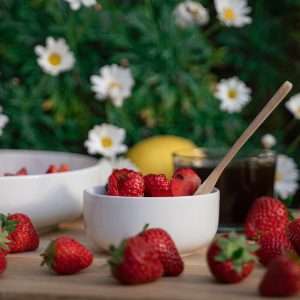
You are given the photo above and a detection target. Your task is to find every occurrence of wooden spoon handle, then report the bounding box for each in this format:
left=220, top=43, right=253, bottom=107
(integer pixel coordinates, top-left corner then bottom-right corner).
left=194, top=81, right=293, bottom=195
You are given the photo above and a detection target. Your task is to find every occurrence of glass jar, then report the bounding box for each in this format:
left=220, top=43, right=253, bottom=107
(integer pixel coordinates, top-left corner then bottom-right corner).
left=173, top=148, right=276, bottom=231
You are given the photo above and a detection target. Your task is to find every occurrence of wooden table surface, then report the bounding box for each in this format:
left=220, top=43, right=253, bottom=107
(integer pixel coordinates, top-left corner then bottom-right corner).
left=0, top=221, right=278, bottom=300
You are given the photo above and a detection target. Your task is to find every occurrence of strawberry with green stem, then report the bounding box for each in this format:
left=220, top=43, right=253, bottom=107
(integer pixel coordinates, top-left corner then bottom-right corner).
left=0, top=229, right=11, bottom=274
left=207, top=232, right=259, bottom=284
left=41, top=236, right=93, bottom=275
left=0, top=213, right=39, bottom=253
left=108, top=236, right=163, bottom=285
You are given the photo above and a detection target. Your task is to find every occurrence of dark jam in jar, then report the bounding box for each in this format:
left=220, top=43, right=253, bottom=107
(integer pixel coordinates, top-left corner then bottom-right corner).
left=174, top=150, right=276, bottom=230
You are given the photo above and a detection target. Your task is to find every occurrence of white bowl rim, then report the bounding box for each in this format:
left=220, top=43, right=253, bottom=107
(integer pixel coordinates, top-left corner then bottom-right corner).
left=85, top=185, right=219, bottom=200
left=0, top=149, right=100, bottom=180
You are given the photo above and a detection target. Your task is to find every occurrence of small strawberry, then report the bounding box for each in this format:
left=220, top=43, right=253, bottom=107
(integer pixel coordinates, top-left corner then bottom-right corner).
left=139, top=226, right=184, bottom=276
left=170, top=168, right=201, bottom=196
left=244, top=196, right=289, bottom=241
left=46, top=165, right=58, bottom=173
left=257, top=233, right=295, bottom=266
left=58, top=164, right=70, bottom=172
left=144, top=174, right=171, bottom=197
left=288, top=218, right=300, bottom=255
left=0, top=253, right=6, bottom=274
left=41, top=236, right=93, bottom=275
left=4, top=167, right=28, bottom=176
left=16, top=167, right=28, bottom=176
left=107, top=169, right=144, bottom=197
left=108, top=236, right=163, bottom=285
left=259, top=255, right=300, bottom=297
left=207, top=232, right=258, bottom=284
left=0, top=213, right=39, bottom=253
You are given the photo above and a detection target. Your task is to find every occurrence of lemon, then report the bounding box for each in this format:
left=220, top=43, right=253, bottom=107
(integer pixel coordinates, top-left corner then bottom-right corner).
left=127, top=135, right=197, bottom=178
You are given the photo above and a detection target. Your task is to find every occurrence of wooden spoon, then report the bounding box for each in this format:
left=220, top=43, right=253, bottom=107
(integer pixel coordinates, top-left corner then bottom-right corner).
left=194, top=81, right=293, bottom=195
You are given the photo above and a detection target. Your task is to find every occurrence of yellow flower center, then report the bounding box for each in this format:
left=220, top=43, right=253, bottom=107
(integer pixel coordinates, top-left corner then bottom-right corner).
left=48, top=53, right=62, bottom=66
left=228, top=88, right=237, bottom=101
left=275, top=171, right=283, bottom=182
left=101, top=137, right=113, bottom=148
left=108, top=81, right=122, bottom=91
left=223, top=7, right=236, bottom=22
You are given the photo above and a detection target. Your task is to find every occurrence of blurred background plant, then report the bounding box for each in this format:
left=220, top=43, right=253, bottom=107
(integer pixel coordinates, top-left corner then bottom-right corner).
left=0, top=0, right=299, bottom=202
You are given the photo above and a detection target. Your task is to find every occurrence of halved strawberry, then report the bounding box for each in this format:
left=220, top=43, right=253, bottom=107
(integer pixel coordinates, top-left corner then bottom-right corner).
left=170, top=168, right=201, bottom=196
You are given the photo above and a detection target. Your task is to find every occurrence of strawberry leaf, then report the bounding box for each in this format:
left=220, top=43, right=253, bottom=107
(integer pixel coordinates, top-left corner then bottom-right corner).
left=40, top=240, right=56, bottom=268
left=0, top=230, right=10, bottom=251
left=0, top=214, right=17, bottom=234
left=215, top=232, right=258, bottom=273
left=108, top=240, right=126, bottom=268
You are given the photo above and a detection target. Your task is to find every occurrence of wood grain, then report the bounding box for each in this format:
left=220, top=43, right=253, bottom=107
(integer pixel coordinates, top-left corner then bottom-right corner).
left=0, top=217, right=298, bottom=300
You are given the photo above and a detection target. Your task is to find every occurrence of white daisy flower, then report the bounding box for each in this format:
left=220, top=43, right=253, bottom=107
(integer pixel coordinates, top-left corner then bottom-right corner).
left=0, top=106, right=9, bottom=136
left=97, top=157, right=138, bottom=185
left=214, top=0, right=252, bottom=27
left=275, top=154, right=299, bottom=199
left=215, top=77, right=251, bottom=113
left=35, top=37, right=75, bottom=76
left=90, top=64, right=134, bottom=107
left=64, top=0, right=96, bottom=10
left=261, top=134, right=276, bottom=149
left=174, top=1, right=209, bottom=28
left=285, top=93, right=300, bottom=120
left=84, top=123, right=127, bottom=157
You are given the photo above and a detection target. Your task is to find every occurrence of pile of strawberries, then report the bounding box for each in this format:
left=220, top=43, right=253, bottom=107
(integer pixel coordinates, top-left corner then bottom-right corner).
left=107, top=167, right=201, bottom=197
left=0, top=212, right=93, bottom=275
left=207, top=196, right=300, bottom=297
left=0, top=211, right=183, bottom=284
left=3, top=164, right=70, bottom=176
left=1, top=176, right=300, bottom=298
left=109, top=225, right=184, bottom=284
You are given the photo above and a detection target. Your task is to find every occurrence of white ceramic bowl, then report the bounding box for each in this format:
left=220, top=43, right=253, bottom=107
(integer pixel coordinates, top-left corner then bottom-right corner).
left=83, top=186, right=220, bottom=254
left=0, top=150, right=104, bottom=230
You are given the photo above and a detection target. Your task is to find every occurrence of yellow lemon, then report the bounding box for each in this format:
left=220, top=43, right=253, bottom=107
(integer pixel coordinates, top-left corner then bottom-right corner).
left=127, top=135, right=197, bottom=178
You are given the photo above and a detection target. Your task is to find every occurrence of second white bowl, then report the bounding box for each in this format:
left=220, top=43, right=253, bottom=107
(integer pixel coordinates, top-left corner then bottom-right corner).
left=83, top=186, right=220, bottom=254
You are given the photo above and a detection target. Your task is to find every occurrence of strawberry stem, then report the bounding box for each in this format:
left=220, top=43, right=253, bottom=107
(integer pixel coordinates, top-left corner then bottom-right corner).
left=0, top=230, right=10, bottom=252
left=0, top=214, right=17, bottom=234
left=215, top=232, right=259, bottom=273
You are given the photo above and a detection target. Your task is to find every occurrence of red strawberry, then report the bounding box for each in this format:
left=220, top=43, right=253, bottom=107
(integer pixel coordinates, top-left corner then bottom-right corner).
left=0, top=253, right=6, bottom=274
left=46, top=165, right=58, bottom=173
left=144, top=174, right=171, bottom=197
left=58, top=164, right=70, bottom=172
left=207, top=233, right=258, bottom=284
left=244, top=196, right=289, bottom=240
left=107, top=169, right=144, bottom=197
left=288, top=218, right=300, bottom=255
left=0, top=213, right=39, bottom=253
left=259, top=256, right=300, bottom=297
left=4, top=167, right=28, bottom=176
left=139, top=226, right=184, bottom=276
left=170, top=168, right=201, bottom=196
left=108, top=236, right=163, bottom=284
left=41, top=236, right=93, bottom=275
left=16, top=167, right=28, bottom=176
left=257, top=233, right=295, bottom=266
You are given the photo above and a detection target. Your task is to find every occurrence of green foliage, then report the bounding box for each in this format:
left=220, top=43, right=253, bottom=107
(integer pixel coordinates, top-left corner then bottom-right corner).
left=0, top=0, right=299, bottom=166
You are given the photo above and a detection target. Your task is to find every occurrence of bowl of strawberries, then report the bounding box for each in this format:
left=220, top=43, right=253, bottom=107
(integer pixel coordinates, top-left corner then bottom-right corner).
left=0, top=149, right=103, bottom=230
left=83, top=167, right=220, bottom=254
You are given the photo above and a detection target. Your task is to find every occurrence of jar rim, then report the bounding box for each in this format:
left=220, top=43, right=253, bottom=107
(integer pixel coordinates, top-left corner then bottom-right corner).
left=173, top=147, right=276, bottom=161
